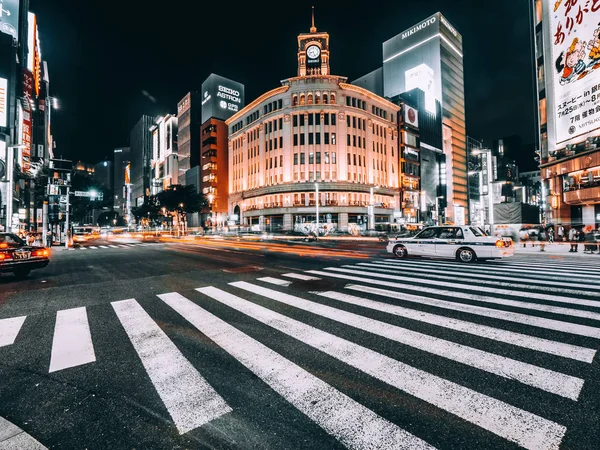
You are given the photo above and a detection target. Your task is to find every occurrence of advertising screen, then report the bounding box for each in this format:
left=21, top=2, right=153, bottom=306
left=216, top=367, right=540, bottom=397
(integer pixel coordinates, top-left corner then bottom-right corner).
left=0, top=0, right=19, bottom=39
left=548, top=0, right=600, bottom=144
left=201, top=74, right=244, bottom=123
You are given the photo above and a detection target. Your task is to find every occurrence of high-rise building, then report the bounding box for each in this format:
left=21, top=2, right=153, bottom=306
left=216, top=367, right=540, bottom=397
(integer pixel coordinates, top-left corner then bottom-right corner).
left=94, top=160, right=113, bottom=191
left=200, top=73, right=245, bottom=228
left=226, top=14, right=401, bottom=233
left=150, top=114, right=178, bottom=195
left=113, top=147, right=130, bottom=218
left=177, top=92, right=201, bottom=185
left=533, top=0, right=600, bottom=228
left=130, top=115, right=154, bottom=207
left=354, top=12, right=468, bottom=225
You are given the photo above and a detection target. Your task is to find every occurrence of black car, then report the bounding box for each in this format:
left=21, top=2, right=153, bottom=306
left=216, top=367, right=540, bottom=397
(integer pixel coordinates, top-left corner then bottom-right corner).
left=0, top=233, right=50, bottom=278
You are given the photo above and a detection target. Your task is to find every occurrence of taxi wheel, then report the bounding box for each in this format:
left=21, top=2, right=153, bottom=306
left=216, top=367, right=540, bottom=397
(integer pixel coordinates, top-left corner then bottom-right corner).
left=457, top=248, right=477, bottom=263
left=13, top=269, right=31, bottom=279
left=393, top=245, right=408, bottom=258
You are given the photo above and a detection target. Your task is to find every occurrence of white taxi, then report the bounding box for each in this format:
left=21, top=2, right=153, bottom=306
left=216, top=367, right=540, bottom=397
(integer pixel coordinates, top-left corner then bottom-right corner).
left=386, top=226, right=514, bottom=263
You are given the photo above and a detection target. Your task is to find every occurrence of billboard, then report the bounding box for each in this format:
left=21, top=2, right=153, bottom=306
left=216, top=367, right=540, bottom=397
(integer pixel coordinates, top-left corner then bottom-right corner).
left=0, top=0, right=19, bottom=39
left=548, top=0, right=600, bottom=144
left=0, top=77, right=7, bottom=127
left=404, top=105, right=419, bottom=128
left=22, top=70, right=33, bottom=173
left=201, top=73, right=244, bottom=123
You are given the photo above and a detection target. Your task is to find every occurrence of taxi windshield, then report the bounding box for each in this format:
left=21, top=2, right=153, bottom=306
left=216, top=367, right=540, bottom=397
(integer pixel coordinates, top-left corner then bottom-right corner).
left=469, top=227, right=487, bottom=237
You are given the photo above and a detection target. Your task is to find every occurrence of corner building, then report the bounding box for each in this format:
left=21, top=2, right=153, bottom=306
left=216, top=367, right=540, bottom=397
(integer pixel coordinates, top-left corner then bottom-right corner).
left=226, top=19, right=400, bottom=232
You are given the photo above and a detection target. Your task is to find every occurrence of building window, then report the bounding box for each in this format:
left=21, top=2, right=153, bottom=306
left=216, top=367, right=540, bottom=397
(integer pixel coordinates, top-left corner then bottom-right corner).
left=300, top=115, right=305, bottom=126
left=309, top=133, right=314, bottom=145
left=353, top=154, right=357, bottom=166
left=324, top=132, right=330, bottom=144
left=316, top=92, right=321, bottom=104
left=331, top=133, right=336, bottom=144
left=330, top=94, right=336, bottom=104
left=316, top=133, right=321, bottom=145
left=300, top=94, right=305, bottom=105
left=279, top=118, right=283, bottom=129
left=347, top=134, right=351, bottom=146
left=332, top=152, right=336, bottom=164
left=280, top=136, right=283, bottom=148
left=323, top=93, right=328, bottom=104
left=309, top=152, right=314, bottom=164
left=316, top=152, right=321, bottom=164
left=280, top=155, right=283, bottom=166
left=308, top=94, right=313, bottom=105
left=309, top=114, right=314, bottom=126
left=300, top=153, right=306, bottom=164
left=316, top=171, right=321, bottom=181
left=292, top=95, right=298, bottom=106
left=324, top=152, right=329, bottom=163
left=348, top=153, right=351, bottom=165
left=294, top=134, right=298, bottom=146
left=294, top=153, right=298, bottom=165
left=324, top=114, right=329, bottom=126
left=347, top=115, right=351, bottom=127
left=293, top=115, right=298, bottom=127
left=300, top=134, right=305, bottom=145
left=539, top=98, right=547, bottom=126
left=316, top=114, right=321, bottom=126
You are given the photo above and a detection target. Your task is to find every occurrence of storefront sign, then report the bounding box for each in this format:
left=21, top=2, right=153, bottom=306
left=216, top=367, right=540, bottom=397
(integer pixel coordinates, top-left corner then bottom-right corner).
left=403, top=105, right=419, bottom=128
left=0, top=0, right=20, bottom=39
left=21, top=70, right=33, bottom=173
left=548, top=0, right=600, bottom=144
left=0, top=77, right=7, bottom=127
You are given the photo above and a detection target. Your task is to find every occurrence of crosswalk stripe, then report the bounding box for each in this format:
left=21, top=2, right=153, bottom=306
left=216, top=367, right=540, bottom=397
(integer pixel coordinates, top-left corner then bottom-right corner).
left=487, top=260, right=600, bottom=274
left=118, top=245, right=129, bottom=248
left=159, top=291, right=431, bottom=450
left=315, top=290, right=596, bottom=363
left=79, top=247, right=87, bottom=250
left=345, top=282, right=600, bottom=340
left=282, top=273, right=322, bottom=281
left=89, top=246, right=98, bottom=249
left=49, top=307, right=96, bottom=373
left=197, top=286, right=566, bottom=450
left=111, top=299, right=231, bottom=434
left=0, top=316, right=26, bottom=347
left=99, top=245, right=109, bottom=249
left=256, top=277, right=292, bottom=287
left=380, top=259, right=600, bottom=281
left=231, top=282, right=583, bottom=400
left=367, top=261, right=600, bottom=291
left=326, top=267, right=600, bottom=317
left=108, top=245, right=119, bottom=248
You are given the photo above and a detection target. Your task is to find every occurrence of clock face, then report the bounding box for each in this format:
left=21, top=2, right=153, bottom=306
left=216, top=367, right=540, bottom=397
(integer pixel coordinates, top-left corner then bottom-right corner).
left=306, top=45, right=321, bottom=59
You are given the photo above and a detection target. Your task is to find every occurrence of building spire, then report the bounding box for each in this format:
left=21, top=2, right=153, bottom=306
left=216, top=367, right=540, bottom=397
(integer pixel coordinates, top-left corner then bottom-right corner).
left=310, top=6, right=317, bottom=33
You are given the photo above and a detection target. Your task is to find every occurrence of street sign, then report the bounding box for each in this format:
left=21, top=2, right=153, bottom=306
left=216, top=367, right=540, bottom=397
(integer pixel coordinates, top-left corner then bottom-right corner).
left=74, top=191, right=103, bottom=200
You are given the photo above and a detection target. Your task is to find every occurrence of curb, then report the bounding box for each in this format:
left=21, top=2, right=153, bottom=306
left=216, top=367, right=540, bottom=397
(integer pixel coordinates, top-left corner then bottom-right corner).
left=0, top=416, right=47, bottom=449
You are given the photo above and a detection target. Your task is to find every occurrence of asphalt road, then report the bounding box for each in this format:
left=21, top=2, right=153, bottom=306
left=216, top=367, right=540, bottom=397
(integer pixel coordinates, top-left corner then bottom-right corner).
left=0, top=239, right=599, bottom=449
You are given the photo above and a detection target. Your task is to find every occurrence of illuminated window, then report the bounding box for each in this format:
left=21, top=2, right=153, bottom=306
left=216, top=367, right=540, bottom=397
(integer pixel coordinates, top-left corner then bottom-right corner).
left=292, top=95, right=298, bottom=107
left=323, top=93, right=328, bottom=104
left=300, top=94, right=305, bottom=105
left=315, top=92, right=321, bottom=104
left=330, top=94, right=336, bottom=104
left=307, top=94, right=313, bottom=105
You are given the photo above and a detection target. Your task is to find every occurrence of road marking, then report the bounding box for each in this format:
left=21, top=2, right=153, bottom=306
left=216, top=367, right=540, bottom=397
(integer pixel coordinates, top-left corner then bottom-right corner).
left=0, top=316, right=26, bottom=347
left=361, top=262, right=600, bottom=292
left=108, top=245, right=119, bottom=248
left=118, top=245, right=129, bottom=248
left=282, top=273, right=322, bottom=281
left=49, top=307, right=96, bottom=373
left=99, top=245, right=109, bottom=249
left=326, top=267, right=600, bottom=319
left=340, top=282, right=600, bottom=340
left=378, top=259, right=600, bottom=285
left=89, top=246, right=98, bottom=249
left=0, top=416, right=48, bottom=449
left=162, top=291, right=434, bottom=450
left=78, top=247, right=87, bottom=250
left=315, top=290, right=596, bottom=363
left=231, top=282, right=583, bottom=400
left=256, top=277, right=292, bottom=287
left=198, top=286, right=566, bottom=450
left=111, top=299, right=231, bottom=434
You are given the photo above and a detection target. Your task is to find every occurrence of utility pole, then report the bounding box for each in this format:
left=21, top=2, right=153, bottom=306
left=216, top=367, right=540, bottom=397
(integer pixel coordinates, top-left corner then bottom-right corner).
left=64, top=185, right=70, bottom=248
left=315, top=182, right=319, bottom=237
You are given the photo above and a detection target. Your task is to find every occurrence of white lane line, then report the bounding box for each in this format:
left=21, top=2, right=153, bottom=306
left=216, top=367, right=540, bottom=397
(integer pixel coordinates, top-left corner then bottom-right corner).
left=363, top=262, right=600, bottom=292
left=315, top=291, right=595, bottom=363
left=326, top=267, right=600, bottom=319
left=0, top=316, right=26, bottom=347
left=378, top=260, right=600, bottom=285
left=282, top=273, right=322, bottom=281
left=49, top=307, right=96, bottom=373
left=256, top=277, right=292, bottom=287
left=304, top=271, right=600, bottom=339
left=197, top=286, right=566, bottom=450
left=112, top=299, right=231, bottom=434
left=0, top=416, right=49, bottom=449
left=160, top=291, right=431, bottom=450
left=99, top=245, right=109, bottom=249
left=232, top=282, right=583, bottom=400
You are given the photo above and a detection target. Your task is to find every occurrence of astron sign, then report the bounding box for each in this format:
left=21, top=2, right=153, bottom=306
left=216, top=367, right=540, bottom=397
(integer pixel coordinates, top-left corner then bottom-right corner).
left=401, top=16, right=436, bottom=39
left=216, top=85, right=241, bottom=112
left=201, top=73, right=245, bottom=122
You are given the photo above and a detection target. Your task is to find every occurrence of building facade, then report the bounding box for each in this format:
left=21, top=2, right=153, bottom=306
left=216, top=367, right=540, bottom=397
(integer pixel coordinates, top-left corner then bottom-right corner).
left=130, top=115, right=154, bottom=207
left=226, top=19, right=400, bottom=233
left=150, top=114, right=178, bottom=195
left=201, top=73, right=244, bottom=228
left=94, top=160, right=113, bottom=191
left=534, top=0, right=600, bottom=228
left=113, top=147, right=130, bottom=218
left=177, top=92, right=201, bottom=185
left=353, top=12, right=468, bottom=225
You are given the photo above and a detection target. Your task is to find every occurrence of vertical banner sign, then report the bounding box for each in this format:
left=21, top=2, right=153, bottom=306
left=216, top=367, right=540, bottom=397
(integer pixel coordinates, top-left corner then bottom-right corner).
left=0, top=0, right=20, bottom=39
left=0, top=77, right=7, bottom=127
left=22, top=70, right=33, bottom=173
left=549, top=0, right=600, bottom=144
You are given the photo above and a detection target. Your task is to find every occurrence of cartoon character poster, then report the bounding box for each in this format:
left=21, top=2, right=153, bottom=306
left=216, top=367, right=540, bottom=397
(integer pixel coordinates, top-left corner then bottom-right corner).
left=550, top=0, right=600, bottom=144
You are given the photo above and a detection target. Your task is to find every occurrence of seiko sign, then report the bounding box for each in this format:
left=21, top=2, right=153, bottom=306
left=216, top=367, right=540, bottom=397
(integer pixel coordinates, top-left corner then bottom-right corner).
left=217, top=85, right=241, bottom=112
left=201, top=73, right=245, bottom=122
left=401, top=16, right=436, bottom=39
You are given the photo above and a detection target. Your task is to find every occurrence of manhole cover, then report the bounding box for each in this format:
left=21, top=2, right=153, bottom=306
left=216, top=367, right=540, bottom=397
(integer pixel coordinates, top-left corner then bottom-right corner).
left=223, top=266, right=264, bottom=274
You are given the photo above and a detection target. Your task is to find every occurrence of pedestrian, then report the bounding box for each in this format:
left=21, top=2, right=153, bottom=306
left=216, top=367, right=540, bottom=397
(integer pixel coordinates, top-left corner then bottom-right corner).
left=583, top=226, right=597, bottom=254
left=519, top=227, right=529, bottom=248
left=568, top=227, right=579, bottom=252
left=538, top=227, right=547, bottom=251
left=557, top=224, right=565, bottom=242
left=46, top=230, right=53, bottom=248
left=548, top=227, right=554, bottom=243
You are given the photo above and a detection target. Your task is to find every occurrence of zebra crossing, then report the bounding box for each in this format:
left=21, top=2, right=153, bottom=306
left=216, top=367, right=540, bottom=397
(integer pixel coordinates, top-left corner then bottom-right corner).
left=2, top=257, right=600, bottom=449
left=69, top=243, right=162, bottom=251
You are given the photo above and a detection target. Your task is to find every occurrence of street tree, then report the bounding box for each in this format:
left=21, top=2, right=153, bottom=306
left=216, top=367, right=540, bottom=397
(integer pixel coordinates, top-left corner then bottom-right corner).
left=156, top=185, right=204, bottom=233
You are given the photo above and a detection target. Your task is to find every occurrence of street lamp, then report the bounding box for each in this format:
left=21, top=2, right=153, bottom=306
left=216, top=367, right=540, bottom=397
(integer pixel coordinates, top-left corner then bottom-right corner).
left=315, top=182, right=319, bottom=236
left=368, top=185, right=379, bottom=231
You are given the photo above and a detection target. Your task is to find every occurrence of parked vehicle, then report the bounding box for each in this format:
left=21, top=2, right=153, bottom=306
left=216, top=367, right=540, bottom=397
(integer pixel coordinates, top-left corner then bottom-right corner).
left=0, top=233, right=50, bottom=278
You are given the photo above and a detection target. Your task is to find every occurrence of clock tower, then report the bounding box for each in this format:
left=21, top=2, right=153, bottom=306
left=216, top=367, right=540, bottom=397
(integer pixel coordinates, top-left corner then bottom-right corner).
left=297, top=7, right=330, bottom=77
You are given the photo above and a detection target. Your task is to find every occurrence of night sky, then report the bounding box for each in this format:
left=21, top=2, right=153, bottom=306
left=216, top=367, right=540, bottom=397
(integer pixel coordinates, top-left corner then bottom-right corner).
left=30, top=0, right=537, bottom=170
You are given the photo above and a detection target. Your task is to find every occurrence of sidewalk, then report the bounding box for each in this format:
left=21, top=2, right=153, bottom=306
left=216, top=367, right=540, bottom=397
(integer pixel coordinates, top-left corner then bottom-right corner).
left=514, top=241, right=600, bottom=258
